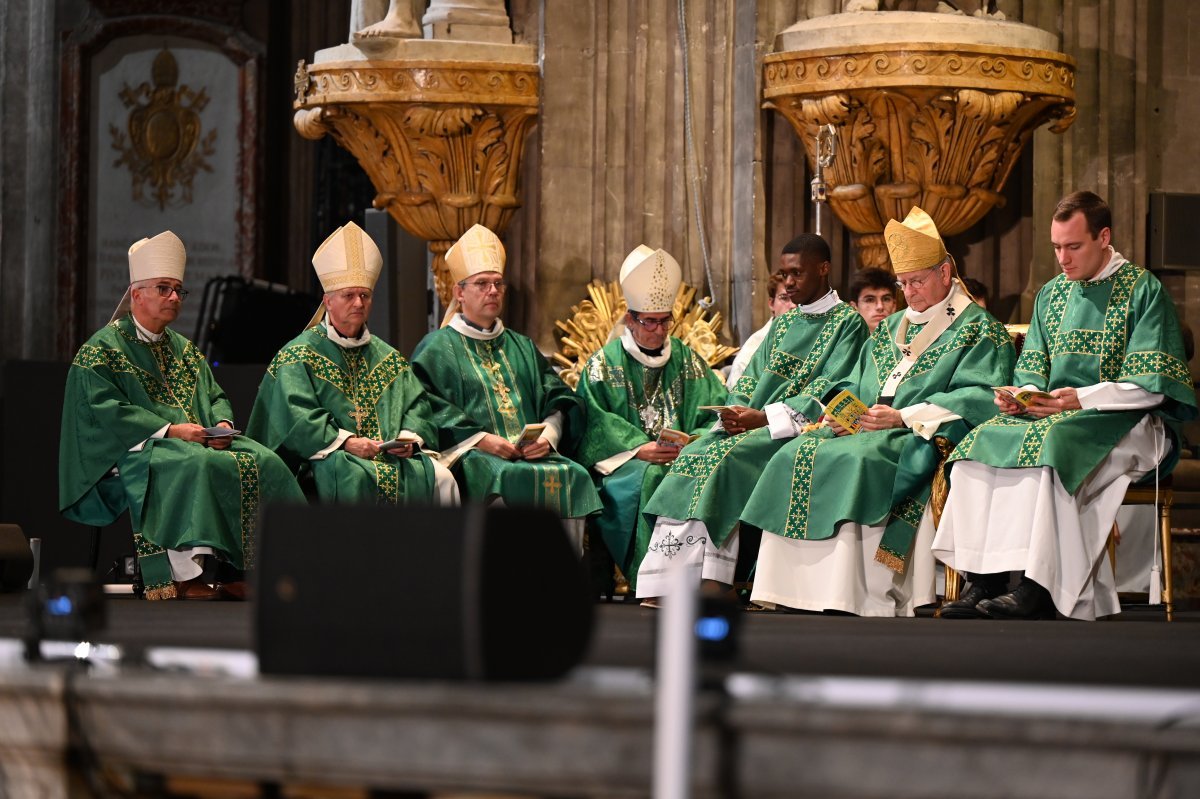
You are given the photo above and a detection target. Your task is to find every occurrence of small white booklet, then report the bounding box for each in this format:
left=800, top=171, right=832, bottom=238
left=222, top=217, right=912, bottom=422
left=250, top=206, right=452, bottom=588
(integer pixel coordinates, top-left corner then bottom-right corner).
left=379, top=433, right=421, bottom=452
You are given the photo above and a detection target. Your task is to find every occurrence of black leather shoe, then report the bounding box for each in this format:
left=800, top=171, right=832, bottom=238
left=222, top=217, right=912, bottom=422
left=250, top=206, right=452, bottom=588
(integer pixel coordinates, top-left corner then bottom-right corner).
left=977, top=578, right=1056, bottom=620
left=937, top=574, right=1007, bottom=619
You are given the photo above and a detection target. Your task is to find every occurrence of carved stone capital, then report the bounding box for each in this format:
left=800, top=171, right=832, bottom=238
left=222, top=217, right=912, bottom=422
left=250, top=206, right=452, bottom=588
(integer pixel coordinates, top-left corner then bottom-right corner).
left=294, top=60, right=539, bottom=301
left=764, top=19, right=1075, bottom=269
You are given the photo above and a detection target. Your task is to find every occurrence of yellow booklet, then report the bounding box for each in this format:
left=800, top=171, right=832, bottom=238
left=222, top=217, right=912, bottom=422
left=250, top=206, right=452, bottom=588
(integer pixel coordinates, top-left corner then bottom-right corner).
left=992, top=387, right=1054, bottom=408
left=512, top=423, right=547, bottom=448
left=656, top=428, right=697, bottom=448
left=823, top=389, right=869, bottom=434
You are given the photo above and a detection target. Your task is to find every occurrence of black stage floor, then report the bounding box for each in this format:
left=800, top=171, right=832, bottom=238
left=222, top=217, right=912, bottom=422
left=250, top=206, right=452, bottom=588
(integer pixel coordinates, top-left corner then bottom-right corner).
left=1, top=594, right=1197, bottom=689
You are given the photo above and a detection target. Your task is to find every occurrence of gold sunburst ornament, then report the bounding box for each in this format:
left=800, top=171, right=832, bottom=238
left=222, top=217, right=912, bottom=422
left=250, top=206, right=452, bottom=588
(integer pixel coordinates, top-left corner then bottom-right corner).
left=110, top=47, right=216, bottom=210
left=552, top=280, right=738, bottom=389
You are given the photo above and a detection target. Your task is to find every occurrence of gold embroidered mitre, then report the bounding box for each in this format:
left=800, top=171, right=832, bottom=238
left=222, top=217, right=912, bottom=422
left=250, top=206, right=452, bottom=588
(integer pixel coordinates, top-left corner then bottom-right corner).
left=441, top=224, right=506, bottom=327
left=111, top=230, right=187, bottom=322
left=306, top=221, right=384, bottom=329
left=885, top=206, right=948, bottom=275
left=619, top=245, right=681, bottom=314
left=312, top=222, right=383, bottom=293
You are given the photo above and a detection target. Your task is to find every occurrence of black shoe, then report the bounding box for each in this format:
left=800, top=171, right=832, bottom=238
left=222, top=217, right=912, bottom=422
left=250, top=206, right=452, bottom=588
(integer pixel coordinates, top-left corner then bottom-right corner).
left=937, top=574, right=1007, bottom=619
left=977, top=578, right=1056, bottom=620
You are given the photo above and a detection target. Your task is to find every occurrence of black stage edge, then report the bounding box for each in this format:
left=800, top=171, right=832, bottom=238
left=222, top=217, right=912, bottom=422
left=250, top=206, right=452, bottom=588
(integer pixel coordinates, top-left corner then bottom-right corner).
left=0, top=595, right=1196, bottom=689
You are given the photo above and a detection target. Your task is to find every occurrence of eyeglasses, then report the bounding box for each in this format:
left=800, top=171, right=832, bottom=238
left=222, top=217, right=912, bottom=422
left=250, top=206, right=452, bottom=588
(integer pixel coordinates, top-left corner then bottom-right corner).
left=461, top=279, right=507, bottom=293
left=145, top=284, right=189, bottom=300
left=331, top=290, right=372, bottom=303
left=895, top=266, right=943, bottom=291
left=629, top=312, right=673, bottom=331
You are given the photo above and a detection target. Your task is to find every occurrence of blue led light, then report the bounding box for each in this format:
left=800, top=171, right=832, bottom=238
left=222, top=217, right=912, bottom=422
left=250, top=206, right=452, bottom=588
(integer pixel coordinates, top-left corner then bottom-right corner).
left=46, top=596, right=74, bottom=616
left=695, top=616, right=730, bottom=642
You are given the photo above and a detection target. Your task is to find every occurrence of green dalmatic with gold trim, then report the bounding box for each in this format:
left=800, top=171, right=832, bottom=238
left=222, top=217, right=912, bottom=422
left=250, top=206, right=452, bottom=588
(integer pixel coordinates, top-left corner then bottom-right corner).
left=742, top=302, right=1015, bottom=571
left=59, top=315, right=305, bottom=599
left=412, top=326, right=601, bottom=518
left=246, top=325, right=439, bottom=504
left=575, top=337, right=728, bottom=585
left=642, top=302, right=869, bottom=548
left=949, top=262, right=1197, bottom=488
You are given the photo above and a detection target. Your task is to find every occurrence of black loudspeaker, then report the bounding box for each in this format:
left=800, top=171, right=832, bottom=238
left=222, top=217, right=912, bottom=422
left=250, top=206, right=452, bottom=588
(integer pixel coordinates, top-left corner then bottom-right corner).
left=0, top=524, right=33, bottom=592
left=255, top=504, right=594, bottom=681
left=1148, top=192, right=1200, bottom=270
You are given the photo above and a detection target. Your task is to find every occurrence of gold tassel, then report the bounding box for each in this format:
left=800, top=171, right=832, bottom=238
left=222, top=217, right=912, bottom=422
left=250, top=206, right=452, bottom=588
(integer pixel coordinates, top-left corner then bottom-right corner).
left=144, top=583, right=178, bottom=601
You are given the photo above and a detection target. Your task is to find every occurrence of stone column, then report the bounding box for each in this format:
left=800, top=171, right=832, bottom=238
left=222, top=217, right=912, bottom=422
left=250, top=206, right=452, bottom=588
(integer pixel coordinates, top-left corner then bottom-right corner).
left=0, top=0, right=60, bottom=360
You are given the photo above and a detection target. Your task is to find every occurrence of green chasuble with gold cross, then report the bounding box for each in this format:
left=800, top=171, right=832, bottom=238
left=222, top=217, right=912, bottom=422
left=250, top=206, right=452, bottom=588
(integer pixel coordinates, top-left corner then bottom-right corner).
left=245, top=324, right=439, bottom=504
left=58, top=315, right=306, bottom=599
left=412, top=323, right=602, bottom=518
left=742, top=301, right=1015, bottom=570
left=575, top=336, right=729, bottom=586
left=641, top=301, right=869, bottom=548
left=948, top=262, right=1197, bottom=488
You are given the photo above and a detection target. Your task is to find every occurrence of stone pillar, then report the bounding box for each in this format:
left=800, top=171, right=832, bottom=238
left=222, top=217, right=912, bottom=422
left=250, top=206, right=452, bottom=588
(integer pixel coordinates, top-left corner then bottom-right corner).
left=423, top=0, right=513, bottom=43
left=0, top=0, right=60, bottom=360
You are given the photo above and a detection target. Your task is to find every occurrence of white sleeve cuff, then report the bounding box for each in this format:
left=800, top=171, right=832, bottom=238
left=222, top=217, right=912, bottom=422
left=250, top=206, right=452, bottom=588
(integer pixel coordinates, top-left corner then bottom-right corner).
left=764, top=402, right=807, bottom=440
left=311, top=429, right=355, bottom=461
left=437, top=430, right=489, bottom=469
left=1076, top=382, right=1164, bottom=411
left=130, top=423, right=171, bottom=452
left=541, top=411, right=565, bottom=451
left=595, top=448, right=640, bottom=476
left=899, top=402, right=961, bottom=440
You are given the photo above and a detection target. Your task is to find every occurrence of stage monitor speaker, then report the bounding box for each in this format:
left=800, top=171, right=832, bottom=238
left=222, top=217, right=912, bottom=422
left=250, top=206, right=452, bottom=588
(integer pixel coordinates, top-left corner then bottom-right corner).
left=0, top=524, right=33, bottom=592
left=1148, top=192, right=1200, bottom=270
left=255, top=504, right=594, bottom=681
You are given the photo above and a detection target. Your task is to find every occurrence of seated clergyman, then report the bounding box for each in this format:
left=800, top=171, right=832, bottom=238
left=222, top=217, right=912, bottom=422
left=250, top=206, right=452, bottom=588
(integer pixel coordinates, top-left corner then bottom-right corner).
left=635, top=234, right=868, bottom=601
left=59, top=231, right=305, bottom=600
left=575, top=245, right=728, bottom=589
left=932, top=191, right=1198, bottom=620
left=411, top=224, right=601, bottom=550
left=741, top=207, right=1015, bottom=616
left=247, top=222, right=459, bottom=506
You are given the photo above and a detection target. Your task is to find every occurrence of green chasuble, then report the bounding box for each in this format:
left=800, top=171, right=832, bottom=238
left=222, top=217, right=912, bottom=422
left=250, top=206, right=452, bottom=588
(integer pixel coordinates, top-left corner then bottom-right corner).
left=948, top=262, right=1197, bottom=488
left=575, top=336, right=728, bottom=585
left=742, top=301, right=1015, bottom=570
left=642, top=301, right=869, bottom=547
left=59, top=315, right=306, bottom=599
left=411, top=323, right=602, bottom=517
left=245, top=324, right=439, bottom=504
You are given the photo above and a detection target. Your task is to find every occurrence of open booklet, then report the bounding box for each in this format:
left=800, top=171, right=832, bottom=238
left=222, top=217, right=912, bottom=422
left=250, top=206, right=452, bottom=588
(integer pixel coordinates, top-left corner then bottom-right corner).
left=511, top=423, right=546, bottom=448
left=379, top=433, right=422, bottom=452
left=823, top=389, right=869, bottom=434
left=992, top=386, right=1054, bottom=408
left=201, top=426, right=241, bottom=438
left=656, top=427, right=698, bottom=448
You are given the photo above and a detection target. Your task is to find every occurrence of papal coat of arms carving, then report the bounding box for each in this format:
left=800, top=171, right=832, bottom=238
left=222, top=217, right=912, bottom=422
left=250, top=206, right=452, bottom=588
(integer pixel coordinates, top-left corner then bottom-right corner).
left=110, top=47, right=216, bottom=210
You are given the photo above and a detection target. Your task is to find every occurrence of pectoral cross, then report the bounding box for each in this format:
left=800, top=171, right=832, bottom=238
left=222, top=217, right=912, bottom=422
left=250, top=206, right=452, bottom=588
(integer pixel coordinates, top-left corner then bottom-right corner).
left=350, top=407, right=369, bottom=428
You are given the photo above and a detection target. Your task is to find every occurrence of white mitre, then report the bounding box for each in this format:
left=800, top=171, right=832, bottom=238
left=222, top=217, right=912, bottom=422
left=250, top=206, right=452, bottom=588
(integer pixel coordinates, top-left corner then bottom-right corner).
left=305, top=221, right=384, bottom=329
left=440, top=223, right=506, bottom=327
left=619, top=244, right=680, bottom=313
left=109, top=230, right=187, bottom=323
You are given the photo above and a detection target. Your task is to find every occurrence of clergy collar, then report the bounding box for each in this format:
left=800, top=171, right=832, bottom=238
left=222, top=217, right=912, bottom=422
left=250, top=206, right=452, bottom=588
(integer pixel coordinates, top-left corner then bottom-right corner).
left=450, top=313, right=506, bottom=341
left=621, top=328, right=672, bottom=368
left=130, top=314, right=166, bottom=343
left=323, top=322, right=371, bottom=348
left=904, top=279, right=962, bottom=325
left=1079, top=246, right=1125, bottom=284
left=798, top=288, right=840, bottom=315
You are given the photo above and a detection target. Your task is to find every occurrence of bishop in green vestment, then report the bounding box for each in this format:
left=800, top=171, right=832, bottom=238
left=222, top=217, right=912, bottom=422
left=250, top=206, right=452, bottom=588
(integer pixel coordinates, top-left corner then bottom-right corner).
left=636, top=234, right=869, bottom=599
left=575, top=245, right=728, bottom=588
left=933, top=192, right=1198, bottom=621
left=742, top=208, right=1015, bottom=616
left=247, top=222, right=457, bottom=506
left=59, top=231, right=304, bottom=600
left=411, top=225, right=601, bottom=540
